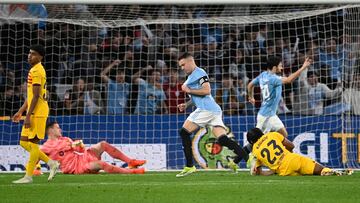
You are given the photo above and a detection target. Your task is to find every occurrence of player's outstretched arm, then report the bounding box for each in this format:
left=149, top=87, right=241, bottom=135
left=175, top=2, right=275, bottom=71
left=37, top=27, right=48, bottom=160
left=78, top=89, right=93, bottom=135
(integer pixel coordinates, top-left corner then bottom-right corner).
left=259, top=168, right=275, bottom=176
left=252, top=166, right=275, bottom=176
left=282, top=57, right=312, bottom=84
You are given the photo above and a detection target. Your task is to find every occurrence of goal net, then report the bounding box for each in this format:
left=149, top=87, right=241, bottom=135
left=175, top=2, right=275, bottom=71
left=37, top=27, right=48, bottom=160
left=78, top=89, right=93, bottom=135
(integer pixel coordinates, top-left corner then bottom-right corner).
left=0, top=3, right=359, bottom=171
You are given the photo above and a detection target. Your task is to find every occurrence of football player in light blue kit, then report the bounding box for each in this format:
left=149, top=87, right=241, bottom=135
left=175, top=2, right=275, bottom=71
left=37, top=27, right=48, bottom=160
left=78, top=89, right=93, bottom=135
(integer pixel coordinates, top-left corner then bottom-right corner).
left=248, top=56, right=312, bottom=137
left=176, top=53, right=247, bottom=177
left=245, top=56, right=312, bottom=168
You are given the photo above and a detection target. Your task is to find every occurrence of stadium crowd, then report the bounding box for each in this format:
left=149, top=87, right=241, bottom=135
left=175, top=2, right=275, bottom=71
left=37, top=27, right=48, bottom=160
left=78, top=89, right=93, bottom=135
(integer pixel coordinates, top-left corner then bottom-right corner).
left=0, top=4, right=359, bottom=116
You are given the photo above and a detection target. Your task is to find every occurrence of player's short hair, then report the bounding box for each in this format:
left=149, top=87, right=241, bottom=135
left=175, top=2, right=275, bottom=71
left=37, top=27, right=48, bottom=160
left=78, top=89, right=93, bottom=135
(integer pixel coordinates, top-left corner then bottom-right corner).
left=246, top=128, right=264, bottom=144
left=267, top=56, right=282, bottom=70
left=46, top=121, right=58, bottom=134
left=178, top=52, right=193, bottom=61
left=30, top=44, right=45, bottom=57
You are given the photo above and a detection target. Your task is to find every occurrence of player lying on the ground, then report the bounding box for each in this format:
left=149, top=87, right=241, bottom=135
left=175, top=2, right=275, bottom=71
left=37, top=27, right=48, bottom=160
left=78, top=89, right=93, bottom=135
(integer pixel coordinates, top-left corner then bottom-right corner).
left=41, top=121, right=146, bottom=174
left=246, top=128, right=353, bottom=176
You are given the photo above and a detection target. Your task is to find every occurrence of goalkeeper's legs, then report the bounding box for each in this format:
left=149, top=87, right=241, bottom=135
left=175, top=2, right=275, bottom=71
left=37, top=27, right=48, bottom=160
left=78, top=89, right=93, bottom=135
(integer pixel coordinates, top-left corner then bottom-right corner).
left=91, top=141, right=146, bottom=168
left=89, top=161, right=145, bottom=174
left=92, top=141, right=131, bottom=163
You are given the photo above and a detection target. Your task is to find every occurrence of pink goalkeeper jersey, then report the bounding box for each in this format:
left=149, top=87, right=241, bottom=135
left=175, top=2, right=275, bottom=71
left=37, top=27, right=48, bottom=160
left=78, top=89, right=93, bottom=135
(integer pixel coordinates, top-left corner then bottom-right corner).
left=41, top=136, right=100, bottom=174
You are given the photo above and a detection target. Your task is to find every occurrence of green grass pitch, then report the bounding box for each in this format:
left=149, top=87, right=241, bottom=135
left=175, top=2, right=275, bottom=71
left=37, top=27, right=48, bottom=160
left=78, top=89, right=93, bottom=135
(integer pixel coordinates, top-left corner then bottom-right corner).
left=1, top=171, right=359, bottom=203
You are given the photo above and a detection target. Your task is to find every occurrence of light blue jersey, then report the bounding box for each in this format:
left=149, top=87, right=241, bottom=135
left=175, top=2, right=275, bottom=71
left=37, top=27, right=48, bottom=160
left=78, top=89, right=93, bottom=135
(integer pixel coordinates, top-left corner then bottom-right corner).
left=252, top=71, right=282, bottom=117
left=135, top=79, right=166, bottom=114
left=184, top=67, right=221, bottom=113
left=107, top=79, right=129, bottom=114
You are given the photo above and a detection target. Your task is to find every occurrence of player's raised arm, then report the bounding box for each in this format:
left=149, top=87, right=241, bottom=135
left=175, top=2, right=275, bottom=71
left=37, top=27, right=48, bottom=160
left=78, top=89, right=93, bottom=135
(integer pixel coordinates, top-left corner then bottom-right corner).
left=282, top=57, right=312, bottom=84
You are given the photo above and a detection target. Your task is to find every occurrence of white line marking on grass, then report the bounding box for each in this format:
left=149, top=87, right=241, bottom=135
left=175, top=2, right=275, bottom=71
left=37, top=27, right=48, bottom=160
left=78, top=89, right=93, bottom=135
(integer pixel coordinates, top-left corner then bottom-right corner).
left=0, top=180, right=275, bottom=187
left=2, top=178, right=357, bottom=188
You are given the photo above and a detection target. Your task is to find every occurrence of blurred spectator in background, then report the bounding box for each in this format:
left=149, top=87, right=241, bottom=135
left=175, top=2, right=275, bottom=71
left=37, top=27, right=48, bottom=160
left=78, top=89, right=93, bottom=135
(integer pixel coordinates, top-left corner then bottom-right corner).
left=298, top=71, right=344, bottom=115
left=27, top=4, right=48, bottom=40
left=243, top=28, right=260, bottom=56
left=228, top=48, right=246, bottom=80
left=319, top=38, right=343, bottom=83
left=275, top=38, right=293, bottom=68
left=0, top=86, right=21, bottom=116
left=343, top=73, right=360, bottom=115
left=155, top=59, right=169, bottom=84
left=305, top=40, right=321, bottom=70
left=200, top=24, right=223, bottom=44
left=163, top=69, right=186, bottom=114
left=198, top=36, right=225, bottom=81
left=0, top=63, right=6, bottom=88
left=48, top=84, right=64, bottom=116
left=215, top=74, right=245, bottom=115
left=256, top=24, right=268, bottom=53
left=101, top=59, right=130, bottom=114
left=132, top=66, right=168, bottom=114
left=64, top=78, right=85, bottom=115
left=83, top=78, right=104, bottom=115
left=244, top=28, right=261, bottom=79
left=318, top=64, right=338, bottom=90
left=341, top=34, right=358, bottom=84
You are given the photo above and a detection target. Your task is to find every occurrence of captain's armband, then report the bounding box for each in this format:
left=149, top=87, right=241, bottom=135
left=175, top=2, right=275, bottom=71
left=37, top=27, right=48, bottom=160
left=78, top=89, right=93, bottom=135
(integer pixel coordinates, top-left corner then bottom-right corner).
left=199, top=76, right=209, bottom=85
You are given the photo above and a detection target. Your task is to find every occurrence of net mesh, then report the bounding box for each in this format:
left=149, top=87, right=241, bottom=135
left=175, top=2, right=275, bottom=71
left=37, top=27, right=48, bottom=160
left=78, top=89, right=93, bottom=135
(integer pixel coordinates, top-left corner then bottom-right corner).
left=0, top=4, right=359, bottom=171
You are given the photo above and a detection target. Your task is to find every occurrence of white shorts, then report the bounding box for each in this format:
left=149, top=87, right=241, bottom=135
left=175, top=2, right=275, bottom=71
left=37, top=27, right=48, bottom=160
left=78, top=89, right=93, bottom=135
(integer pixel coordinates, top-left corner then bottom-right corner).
left=187, top=109, right=225, bottom=128
left=256, top=114, right=285, bottom=133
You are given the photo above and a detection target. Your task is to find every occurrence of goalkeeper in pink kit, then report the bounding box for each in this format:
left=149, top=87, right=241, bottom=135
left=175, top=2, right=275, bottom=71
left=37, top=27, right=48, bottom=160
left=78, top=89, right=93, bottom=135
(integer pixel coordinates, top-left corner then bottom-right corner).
left=41, top=121, right=146, bottom=174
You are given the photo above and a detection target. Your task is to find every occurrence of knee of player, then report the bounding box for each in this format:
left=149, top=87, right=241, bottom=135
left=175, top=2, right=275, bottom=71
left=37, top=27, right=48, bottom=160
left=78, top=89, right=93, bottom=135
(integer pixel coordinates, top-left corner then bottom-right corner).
left=217, top=134, right=230, bottom=146
left=99, top=141, right=108, bottom=146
